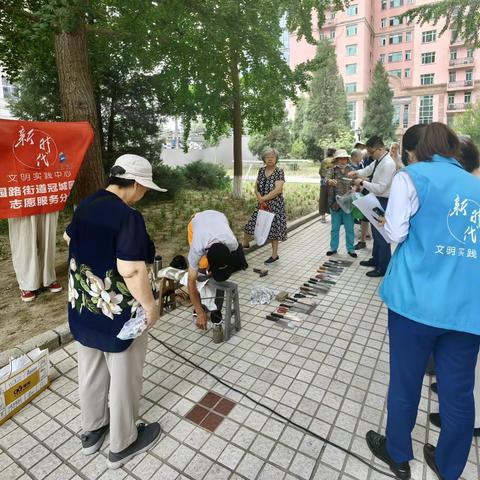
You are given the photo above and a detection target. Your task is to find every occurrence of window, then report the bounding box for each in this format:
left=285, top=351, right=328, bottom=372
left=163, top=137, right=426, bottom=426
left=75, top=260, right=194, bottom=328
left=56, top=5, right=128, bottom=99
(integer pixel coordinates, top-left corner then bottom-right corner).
left=346, top=44, right=358, bottom=56
left=448, top=93, right=455, bottom=105
left=390, top=0, right=403, bottom=7
left=330, top=30, right=336, bottom=39
left=1, top=77, right=17, bottom=100
left=389, top=34, right=403, bottom=44
left=419, top=95, right=434, bottom=124
left=449, top=71, right=456, bottom=82
left=319, top=32, right=325, bottom=40
left=345, top=82, right=357, bottom=93
left=382, top=0, right=387, bottom=9
left=404, top=68, right=411, bottom=78
left=346, top=63, right=357, bottom=75
left=380, top=36, right=387, bottom=46
left=467, top=48, right=474, bottom=58
left=420, top=73, right=435, bottom=85
left=450, top=50, right=457, bottom=60
left=389, top=69, right=402, bottom=78
left=347, top=4, right=358, bottom=16
left=422, top=30, right=437, bottom=43
left=388, top=51, right=403, bottom=63
left=405, top=31, right=412, bottom=42
left=389, top=16, right=402, bottom=26
left=381, top=18, right=387, bottom=28
left=421, top=52, right=436, bottom=64
left=346, top=24, right=358, bottom=36
left=466, top=70, right=473, bottom=82
left=348, top=102, right=356, bottom=128
left=330, top=12, right=336, bottom=19
left=405, top=50, right=412, bottom=60
left=403, top=104, right=409, bottom=128
left=380, top=54, right=386, bottom=64
left=393, top=105, right=401, bottom=127
left=465, top=92, right=472, bottom=104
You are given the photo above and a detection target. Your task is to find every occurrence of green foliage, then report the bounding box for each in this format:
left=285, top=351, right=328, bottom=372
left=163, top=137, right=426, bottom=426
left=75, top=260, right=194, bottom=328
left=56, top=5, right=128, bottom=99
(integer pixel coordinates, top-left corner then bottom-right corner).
left=183, top=161, right=230, bottom=191
left=318, top=129, right=355, bottom=151
left=294, top=40, right=351, bottom=160
left=290, top=138, right=308, bottom=159
left=453, top=102, right=480, bottom=145
left=248, top=119, right=292, bottom=159
left=404, top=1, right=480, bottom=47
left=362, top=62, right=395, bottom=142
left=150, top=163, right=186, bottom=201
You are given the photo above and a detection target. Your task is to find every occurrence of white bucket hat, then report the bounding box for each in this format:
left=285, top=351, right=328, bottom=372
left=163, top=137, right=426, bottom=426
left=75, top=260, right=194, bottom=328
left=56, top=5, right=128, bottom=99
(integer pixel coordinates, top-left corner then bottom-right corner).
left=112, top=154, right=167, bottom=192
left=333, top=149, right=350, bottom=159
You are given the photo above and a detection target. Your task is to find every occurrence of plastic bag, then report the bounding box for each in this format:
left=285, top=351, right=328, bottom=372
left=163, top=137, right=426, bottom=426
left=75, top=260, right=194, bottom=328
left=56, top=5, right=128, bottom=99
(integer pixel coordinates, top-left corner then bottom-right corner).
left=117, top=308, right=147, bottom=340
left=254, top=209, right=275, bottom=246
left=250, top=285, right=277, bottom=305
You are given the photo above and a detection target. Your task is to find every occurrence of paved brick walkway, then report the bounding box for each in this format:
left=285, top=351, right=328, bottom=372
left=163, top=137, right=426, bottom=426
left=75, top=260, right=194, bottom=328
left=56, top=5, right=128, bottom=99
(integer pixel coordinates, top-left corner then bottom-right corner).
left=1, top=217, right=479, bottom=480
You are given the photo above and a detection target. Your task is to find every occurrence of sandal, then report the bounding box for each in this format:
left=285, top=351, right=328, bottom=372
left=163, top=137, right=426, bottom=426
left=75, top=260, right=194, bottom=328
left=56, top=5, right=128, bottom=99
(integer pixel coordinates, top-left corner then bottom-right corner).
left=264, top=256, right=279, bottom=264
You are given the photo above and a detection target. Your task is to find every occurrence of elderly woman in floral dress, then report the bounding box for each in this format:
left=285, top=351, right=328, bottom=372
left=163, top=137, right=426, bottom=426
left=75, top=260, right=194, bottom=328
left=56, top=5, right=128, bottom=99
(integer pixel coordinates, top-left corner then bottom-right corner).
left=64, top=154, right=165, bottom=469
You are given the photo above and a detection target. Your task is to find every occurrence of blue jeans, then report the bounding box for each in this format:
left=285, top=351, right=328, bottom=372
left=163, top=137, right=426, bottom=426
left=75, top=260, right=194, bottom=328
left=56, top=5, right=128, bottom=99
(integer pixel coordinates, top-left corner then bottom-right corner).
left=386, top=309, right=480, bottom=480
left=329, top=208, right=354, bottom=252
left=372, top=197, right=391, bottom=273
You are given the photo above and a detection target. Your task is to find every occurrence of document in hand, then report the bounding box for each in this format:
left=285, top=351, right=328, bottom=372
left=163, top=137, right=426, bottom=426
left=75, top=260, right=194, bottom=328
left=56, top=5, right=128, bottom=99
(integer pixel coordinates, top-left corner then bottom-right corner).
left=353, top=193, right=391, bottom=243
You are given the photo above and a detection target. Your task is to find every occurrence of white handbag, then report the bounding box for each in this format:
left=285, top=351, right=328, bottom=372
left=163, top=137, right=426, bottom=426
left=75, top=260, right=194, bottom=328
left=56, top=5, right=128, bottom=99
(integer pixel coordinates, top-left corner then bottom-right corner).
left=254, top=208, right=275, bottom=246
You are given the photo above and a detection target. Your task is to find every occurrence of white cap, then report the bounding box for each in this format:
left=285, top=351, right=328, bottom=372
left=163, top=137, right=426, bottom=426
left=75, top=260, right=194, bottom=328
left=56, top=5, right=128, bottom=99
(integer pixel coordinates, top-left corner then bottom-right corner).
left=112, top=154, right=167, bottom=192
left=333, top=149, right=350, bottom=159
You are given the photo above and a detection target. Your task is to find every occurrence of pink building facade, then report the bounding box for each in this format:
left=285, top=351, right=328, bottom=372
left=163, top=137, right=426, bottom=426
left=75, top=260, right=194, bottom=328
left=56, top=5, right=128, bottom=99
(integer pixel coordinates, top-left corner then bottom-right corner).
left=289, top=0, right=480, bottom=138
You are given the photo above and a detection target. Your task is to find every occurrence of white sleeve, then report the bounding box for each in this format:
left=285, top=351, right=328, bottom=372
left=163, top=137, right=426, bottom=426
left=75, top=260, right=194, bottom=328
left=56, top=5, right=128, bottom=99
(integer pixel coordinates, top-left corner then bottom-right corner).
left=356, top=161, right=376, bottom=178
left=384, top=172, right=419, bottom=244
left=187, top=247, right=203, bottom=272
left=362, top=161, right=396, bottom=196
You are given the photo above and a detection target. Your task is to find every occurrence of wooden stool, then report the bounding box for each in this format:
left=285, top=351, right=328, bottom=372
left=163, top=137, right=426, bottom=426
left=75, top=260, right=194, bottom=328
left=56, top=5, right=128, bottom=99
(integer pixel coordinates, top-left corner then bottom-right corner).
left=158, top=277, right=176, bottom=316
left=209, top=279, right=241, bottom=341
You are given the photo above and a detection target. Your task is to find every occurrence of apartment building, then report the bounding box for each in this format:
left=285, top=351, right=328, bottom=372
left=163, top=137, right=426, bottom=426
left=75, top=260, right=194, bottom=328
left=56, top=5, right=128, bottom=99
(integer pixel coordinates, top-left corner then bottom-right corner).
left=0, top=69, right=16, bottom=119
left=289, top=0, right=480, bottom=136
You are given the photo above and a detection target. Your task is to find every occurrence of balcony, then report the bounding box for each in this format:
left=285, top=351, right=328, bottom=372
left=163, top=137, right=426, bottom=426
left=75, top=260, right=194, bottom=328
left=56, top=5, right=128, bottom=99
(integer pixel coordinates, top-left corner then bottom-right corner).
left=447, top=102, right=471, bottom=111
left=447, top=80, right=474, bottom=90
left=449, top=57, right=474, bottom=67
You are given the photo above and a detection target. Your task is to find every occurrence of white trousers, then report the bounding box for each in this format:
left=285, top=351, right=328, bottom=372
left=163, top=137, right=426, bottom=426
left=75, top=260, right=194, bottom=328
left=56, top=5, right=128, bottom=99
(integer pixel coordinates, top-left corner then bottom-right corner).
left=77, top=332, right=148, bottom=453
left=8, top=212, right=59, bottom=291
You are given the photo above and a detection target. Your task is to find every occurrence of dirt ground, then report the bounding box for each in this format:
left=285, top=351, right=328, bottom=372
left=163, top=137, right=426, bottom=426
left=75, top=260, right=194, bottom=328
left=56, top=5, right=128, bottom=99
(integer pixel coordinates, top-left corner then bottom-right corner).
left=0, top=185, right=318, bottom=351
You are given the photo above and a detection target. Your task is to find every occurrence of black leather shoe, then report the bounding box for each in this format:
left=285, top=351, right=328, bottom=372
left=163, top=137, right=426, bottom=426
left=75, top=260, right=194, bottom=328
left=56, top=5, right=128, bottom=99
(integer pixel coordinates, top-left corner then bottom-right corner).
left=423, top=444, right=443, bottom=480
left=366, top=269, right=384, bottom=278
left=326, top=250, right=337, bottom=256
left=354, top=241, right=366, bottom=250
left=348, top=252, right=358, bottom=258
left=430, top=382, right=438, bottom=394
left=366, top=431, right=411, bottom=480
left=360, top=258, right=376, bottom=267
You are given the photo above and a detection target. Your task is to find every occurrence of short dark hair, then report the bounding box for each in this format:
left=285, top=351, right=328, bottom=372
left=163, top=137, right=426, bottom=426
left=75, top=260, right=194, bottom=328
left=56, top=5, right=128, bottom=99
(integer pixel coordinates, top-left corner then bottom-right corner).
left=326, top=148, right=336, bottom=157
left=415, top=122, right=460, bottom=162
left=458, top=135, right=480, bottom=173
left=354, top=142, right=365, bottom=149
left=107, top=164, right=135, bottom=188
left=401, top=124, right=427, bottom=166
left=365, top=136, right=384, bottom=149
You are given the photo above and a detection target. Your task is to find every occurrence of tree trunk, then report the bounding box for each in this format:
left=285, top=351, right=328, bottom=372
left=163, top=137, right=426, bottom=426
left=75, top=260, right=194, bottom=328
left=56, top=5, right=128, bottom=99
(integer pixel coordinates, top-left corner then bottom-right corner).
left=54, top=20, right=105, bottom=203
left=231, top=50, right=243, bottom=198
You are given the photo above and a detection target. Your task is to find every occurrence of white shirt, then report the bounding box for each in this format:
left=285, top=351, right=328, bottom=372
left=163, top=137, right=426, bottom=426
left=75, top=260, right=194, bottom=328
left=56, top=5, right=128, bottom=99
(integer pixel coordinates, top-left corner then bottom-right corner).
left=384, top=171, right=419, bottom=244
left=188, top=210, right=238, bottom=271
left=356, top=152, right=397, bottom=197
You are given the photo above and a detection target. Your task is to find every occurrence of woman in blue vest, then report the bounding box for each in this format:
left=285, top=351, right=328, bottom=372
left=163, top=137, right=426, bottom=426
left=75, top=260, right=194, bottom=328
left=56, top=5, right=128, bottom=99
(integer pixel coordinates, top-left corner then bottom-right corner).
left=365, top=123, right=480, bottom=480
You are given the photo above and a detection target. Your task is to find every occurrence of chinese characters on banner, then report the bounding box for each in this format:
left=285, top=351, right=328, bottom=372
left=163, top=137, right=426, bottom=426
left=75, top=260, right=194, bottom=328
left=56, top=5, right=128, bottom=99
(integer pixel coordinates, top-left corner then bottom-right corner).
left=437, top=194, right=480, bottom=260
left=0, top=119, right=93, bottom=219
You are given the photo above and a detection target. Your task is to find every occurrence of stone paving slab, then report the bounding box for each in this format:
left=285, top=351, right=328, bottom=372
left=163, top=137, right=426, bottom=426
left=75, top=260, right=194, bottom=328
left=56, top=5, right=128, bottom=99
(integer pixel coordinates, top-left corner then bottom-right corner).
left=1, top=217, right=479, bottom=480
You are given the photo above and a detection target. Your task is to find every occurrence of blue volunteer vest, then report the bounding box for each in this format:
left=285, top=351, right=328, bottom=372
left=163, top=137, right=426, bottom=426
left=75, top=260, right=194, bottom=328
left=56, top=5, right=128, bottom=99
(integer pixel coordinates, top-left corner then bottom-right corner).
left=380, top=154, right=480, bottom=335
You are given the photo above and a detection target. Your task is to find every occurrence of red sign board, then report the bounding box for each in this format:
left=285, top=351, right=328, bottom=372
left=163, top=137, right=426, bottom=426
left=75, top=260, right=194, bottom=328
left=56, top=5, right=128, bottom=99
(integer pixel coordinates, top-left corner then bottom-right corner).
left=0, top=119, right=93, bottom=219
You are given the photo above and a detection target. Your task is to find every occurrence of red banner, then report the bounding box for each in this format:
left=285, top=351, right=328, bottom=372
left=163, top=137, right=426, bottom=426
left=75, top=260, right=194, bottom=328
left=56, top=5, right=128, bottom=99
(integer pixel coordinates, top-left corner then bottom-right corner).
left=0, top=119, right=93, bottom=219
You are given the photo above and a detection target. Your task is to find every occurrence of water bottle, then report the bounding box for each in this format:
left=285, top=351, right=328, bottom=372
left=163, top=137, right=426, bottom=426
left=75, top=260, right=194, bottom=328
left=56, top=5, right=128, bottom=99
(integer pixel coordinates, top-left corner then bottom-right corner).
left=154, top=255, right=163, bottom=277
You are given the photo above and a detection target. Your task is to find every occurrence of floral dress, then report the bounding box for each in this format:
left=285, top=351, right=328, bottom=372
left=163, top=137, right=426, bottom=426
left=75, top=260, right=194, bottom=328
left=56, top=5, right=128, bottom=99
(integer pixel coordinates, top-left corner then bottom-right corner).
left=244, top=167, right=287, bottom=241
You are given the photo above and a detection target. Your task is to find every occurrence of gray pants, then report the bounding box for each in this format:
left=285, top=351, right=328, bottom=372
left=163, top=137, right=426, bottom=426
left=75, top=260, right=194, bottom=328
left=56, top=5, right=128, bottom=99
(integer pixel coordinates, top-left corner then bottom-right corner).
left=77, top=332, right=148, bottom=453
left=8, top=212, right=58, bottom=291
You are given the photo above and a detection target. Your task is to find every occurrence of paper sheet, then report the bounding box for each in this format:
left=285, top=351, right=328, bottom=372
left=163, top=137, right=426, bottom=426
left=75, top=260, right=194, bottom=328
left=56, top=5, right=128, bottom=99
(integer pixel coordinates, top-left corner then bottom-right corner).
left=353, top=193, right=392, bottom=243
